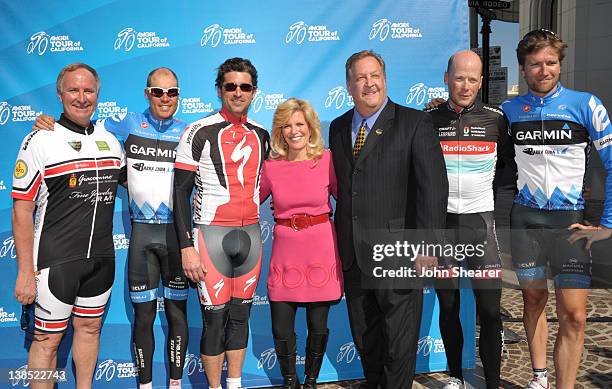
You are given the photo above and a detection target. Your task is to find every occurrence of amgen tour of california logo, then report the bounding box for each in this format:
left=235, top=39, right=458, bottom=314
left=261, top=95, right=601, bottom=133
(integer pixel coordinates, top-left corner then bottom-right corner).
left=405, top=82, right=448, bottom=107
left=200, top=24, right=256, bottom=47
left=0, top=235, right=17, bottom=260
left=27, top=31, right=84, bottom=55
left=369, top=19, right=423, bottom=42
left=95, top=360, right=138, bottom=381
left=252, top=91, right=286, bottom=114
left=180, top=96, right=213, bottom=115
left=325, top=86, right=354, bottom=110
left=0, top=101, right=42, bottom=125
left=285, top=21, right=340, bottom=44
left=96, top=101, right=128, bottom=119
left=114, top=27, right=170, bottom=52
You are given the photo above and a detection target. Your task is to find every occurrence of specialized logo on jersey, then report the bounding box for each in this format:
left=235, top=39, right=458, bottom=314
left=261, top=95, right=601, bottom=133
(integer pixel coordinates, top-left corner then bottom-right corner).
left=96, top=101, right=128, bottom=119
left=200, top=24, right=256, bottom=47
left=243, top=275, right=257, bottom=293
left=0, top=101, right=43, bottom=125
left=369, top=18, right=423, bottom=41
left=325, top=86, right=354, bottom=110
left=26, top=31, right=83, bottom=55
left=180, top=96, right=214, bottom=115
left=252, top=90, right=286, bottom=113
left=406, top=83, right=448, bottom=107
left=13, top=160, right=28, bottom=179
left=285, top=21, right=340, bottom=44
left=114, top=27, right=170, bottom=52
left=231, top=137, right=253, bottom=186
left=213, top=278, right=225, bottom=299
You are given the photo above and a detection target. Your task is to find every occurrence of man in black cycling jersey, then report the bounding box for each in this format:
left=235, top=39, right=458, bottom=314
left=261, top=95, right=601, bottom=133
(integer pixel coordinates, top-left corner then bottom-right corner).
left=174, top=57, right=269, bottom=389
left=13, top=63, right=124, bottom=388
left=426, top=50, right=513, bottom=389
left=33, top=67, right=189, bottom=389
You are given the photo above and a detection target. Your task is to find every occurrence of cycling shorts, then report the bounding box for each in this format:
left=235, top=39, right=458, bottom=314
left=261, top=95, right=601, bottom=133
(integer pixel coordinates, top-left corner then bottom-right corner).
left=511, top=204, right=591, bottom=288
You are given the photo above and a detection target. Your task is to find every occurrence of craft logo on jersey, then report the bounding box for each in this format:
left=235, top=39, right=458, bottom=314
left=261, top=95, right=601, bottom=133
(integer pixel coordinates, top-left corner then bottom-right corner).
left=0, top=101, right=43, bottom=125
left=200, top=24, right=256, bottom=47
left=96, top=101, right=128, bottom=119
left=0, top=306, right=18, bottom=324
left=0, top=235, right=16, bottom=259
left=95, top=359, right=138, bottom=381
left=114, top=27, right=170, bottom=52
left=180, top=96, right=214, bottom=115
left=325, top=86, right=354, bottom=110
left=14, top=159, right=28, bottom=179
left=285, top=21, right=340, bottom=44
left=369, top=19, right=423, bottom=41
left=405, top=83, right=448, bottom=107
left=252, top=90, right=286, bottom=113
left=26, top=31, right=83, bottom=55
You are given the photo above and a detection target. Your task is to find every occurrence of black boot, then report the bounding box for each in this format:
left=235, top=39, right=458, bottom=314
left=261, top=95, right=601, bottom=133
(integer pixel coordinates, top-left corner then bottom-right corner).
left=303, top=330, right=329, bottom=389
left=274, top=334, right=299, bottom=389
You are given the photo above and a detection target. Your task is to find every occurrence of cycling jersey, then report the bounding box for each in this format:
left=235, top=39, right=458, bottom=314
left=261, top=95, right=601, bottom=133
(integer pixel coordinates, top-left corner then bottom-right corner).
left=501, top=83, right=612, bottom=226
left=174, top=108, right=270, bottom=247
left=427, top=101, right=512, bottom=214
left=103, top=109, right=185, bottom=224
left=11, top=115, right=124, bottom=270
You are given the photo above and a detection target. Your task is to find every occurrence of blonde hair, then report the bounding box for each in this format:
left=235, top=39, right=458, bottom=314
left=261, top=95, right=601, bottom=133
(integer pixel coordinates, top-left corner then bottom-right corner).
left=269, top=98, right=325, bottom=160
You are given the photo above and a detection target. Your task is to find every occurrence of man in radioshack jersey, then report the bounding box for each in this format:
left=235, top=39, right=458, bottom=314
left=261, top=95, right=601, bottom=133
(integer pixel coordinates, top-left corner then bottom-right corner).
left=502, top=30, right=612, bottom=389
left=34, top=67, right=189, bottom=389
left=12, top=63, right=124, bottom=388
left=173, top=57, right=269, bottom=389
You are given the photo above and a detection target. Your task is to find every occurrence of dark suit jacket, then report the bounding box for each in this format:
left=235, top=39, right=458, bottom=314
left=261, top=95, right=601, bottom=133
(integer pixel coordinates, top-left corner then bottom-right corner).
left=329, top=99, right=448, bottom=288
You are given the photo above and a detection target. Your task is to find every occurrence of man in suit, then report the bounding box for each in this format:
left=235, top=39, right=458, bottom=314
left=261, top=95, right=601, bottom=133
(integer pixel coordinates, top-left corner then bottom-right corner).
left=329, top=50, right=448, bottom=388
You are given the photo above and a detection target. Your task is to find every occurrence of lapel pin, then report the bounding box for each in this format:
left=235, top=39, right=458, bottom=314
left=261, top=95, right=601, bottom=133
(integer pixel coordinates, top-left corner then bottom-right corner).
left=375, top=128, right=383, bottom=135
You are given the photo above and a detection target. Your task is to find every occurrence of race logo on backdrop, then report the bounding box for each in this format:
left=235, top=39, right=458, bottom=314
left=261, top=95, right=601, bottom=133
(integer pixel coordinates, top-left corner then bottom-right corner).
left=96, top=101, right=128, bottom=119
left=113, top=233, right=130, bottom=251
left=369, top=19, right=423, bottom=42
left=95, top=360, right=138, bottom=382
left=325, top=86, right=354, bottom=110
left=200, top=24, right=256, bottom=47
left=180, top=96, right=214, bottom=115
left=114, top=27, right=170, bottom=52
left=0, top=306, right=18, bottom=324
left=405, top=83, right=448, bottom=107
left=252, top=91, right=286, bottom=114
left=26, top=31, right=84, bottom=55
left=0, top=102, right=43, bottom=125
left=0, top=235, right=16, bottom=260
left=285, top=21, right=340, bottom=44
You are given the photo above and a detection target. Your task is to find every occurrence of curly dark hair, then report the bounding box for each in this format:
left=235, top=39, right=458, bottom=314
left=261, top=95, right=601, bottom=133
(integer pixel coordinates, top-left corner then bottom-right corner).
left=215, top=57, right=258, bottom=89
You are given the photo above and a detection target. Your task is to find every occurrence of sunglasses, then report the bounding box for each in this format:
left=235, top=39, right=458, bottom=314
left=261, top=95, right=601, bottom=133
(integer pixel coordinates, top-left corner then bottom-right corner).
left=146, top=87, right=180, bottom=98
left=522, top=28, right=561, bottom=41
left=223, top=83, right=254, bottom=93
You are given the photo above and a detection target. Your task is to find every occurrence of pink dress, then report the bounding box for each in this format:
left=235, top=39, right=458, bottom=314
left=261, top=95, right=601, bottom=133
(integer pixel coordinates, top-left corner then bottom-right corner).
left=260, top=150, right=343, bottom=302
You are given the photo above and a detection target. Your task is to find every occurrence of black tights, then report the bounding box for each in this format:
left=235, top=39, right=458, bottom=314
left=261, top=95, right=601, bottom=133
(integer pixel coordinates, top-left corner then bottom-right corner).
left=436, top=280, right=502, bottom=389
left=270, top=301, right=331, bottom=341
left=133, top=298, right=188, bottom=383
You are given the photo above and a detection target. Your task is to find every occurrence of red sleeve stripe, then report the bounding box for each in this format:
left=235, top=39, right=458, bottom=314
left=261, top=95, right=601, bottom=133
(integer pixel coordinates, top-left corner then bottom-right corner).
left=35, top=318, right=69, bottom=332
left=72, top=305, right=106, bottom=317
left=11, top=174, right=42, bottom=201
left=175, top=161, right=198, bottom=171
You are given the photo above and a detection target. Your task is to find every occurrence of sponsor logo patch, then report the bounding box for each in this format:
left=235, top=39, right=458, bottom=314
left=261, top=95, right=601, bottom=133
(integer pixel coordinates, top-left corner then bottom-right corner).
left=14, top=160, right=28, bottom=179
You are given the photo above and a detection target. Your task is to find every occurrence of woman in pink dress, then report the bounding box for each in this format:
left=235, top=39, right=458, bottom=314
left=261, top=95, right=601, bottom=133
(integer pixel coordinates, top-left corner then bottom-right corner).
left=260, top=98, right=342, bottom=389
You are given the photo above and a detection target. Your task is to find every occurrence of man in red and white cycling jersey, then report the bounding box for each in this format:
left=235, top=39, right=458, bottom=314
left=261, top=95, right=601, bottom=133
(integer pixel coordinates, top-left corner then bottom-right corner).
left=173, top=57, right=269, bottom=389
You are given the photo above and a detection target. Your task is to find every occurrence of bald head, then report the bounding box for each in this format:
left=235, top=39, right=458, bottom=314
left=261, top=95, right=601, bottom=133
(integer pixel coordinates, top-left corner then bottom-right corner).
left=444, top=50, right=483, bottom=109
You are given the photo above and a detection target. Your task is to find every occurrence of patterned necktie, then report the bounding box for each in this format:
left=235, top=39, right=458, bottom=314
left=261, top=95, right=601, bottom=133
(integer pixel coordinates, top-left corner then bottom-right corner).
left=353, top=120, right=367, bottom=159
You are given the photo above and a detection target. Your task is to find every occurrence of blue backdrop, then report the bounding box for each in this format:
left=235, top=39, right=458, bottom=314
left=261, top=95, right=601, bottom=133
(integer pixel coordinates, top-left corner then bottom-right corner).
left=0, top=1, right=473, bottom=387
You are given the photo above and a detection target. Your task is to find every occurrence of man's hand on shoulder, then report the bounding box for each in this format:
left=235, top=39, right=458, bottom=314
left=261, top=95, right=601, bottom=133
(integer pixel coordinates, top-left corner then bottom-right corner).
left=33, top=114, right=56, bottom=131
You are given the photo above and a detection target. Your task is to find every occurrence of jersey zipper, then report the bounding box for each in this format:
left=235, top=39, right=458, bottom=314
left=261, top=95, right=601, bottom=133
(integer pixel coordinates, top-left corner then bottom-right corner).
left=86, top=129, right=99, bottom=259
left=540, top=96, right=550, bottom=210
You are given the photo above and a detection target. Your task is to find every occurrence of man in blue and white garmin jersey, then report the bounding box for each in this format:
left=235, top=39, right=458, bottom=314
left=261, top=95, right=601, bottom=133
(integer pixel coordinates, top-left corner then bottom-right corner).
left=502, top=29, right=612, bottom=389
left=34, top=67, right=189, bottom=389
